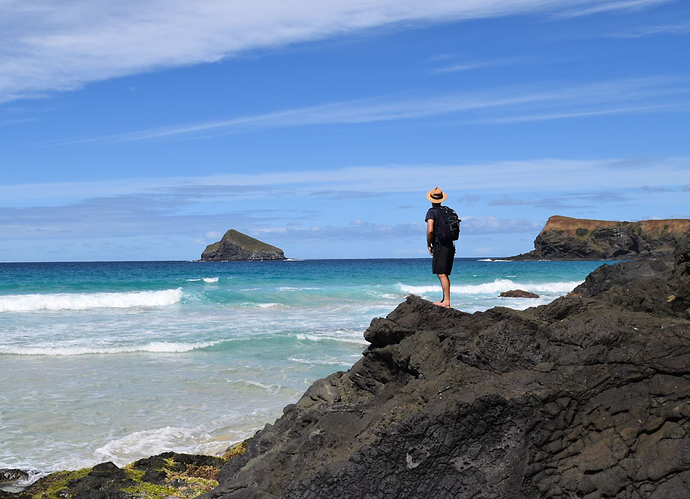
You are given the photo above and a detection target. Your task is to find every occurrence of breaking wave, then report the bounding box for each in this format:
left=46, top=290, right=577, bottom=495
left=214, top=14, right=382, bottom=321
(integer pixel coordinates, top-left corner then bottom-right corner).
left=397, top=279, right=582, bottom=296
left=0, top=289, right=183, bottom=313
left=0, top=341, right=220, bottom=356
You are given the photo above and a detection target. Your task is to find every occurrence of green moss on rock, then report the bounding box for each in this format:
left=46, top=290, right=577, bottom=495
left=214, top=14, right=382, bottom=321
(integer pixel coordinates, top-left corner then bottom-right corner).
left=21, top=453, right=224, bottom=499
left=29, top=468, right=91, bottom=499
left=222, top=440, right=248, bottom=462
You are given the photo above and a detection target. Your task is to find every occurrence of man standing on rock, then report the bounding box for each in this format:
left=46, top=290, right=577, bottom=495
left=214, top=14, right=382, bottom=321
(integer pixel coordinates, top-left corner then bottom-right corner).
left=425, top=187, right=458, bottom=308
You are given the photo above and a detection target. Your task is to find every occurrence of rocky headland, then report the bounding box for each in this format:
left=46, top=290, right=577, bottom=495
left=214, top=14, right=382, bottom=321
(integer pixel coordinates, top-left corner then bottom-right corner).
left=200, top=230, right=286, bottom=261
left=4, top=238, right=690, bottom=499
left=512, top=215, right=690, bottom=260
left=196, top=235, right=690, bottom=498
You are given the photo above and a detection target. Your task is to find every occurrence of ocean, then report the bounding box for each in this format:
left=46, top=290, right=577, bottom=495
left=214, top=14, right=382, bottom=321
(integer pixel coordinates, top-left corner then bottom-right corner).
left=0, top=258, right=608, bottom=478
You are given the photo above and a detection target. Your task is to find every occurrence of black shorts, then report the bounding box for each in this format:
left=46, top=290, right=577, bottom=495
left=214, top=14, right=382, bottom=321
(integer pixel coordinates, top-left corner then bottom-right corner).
left=432, top=243, right=455, bottom=275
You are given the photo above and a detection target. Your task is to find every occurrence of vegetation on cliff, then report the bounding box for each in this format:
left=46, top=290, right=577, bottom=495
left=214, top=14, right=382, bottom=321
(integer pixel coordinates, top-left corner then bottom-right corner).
left=513, top=215, right=690, bottom=260
left=200, top=230, right=285, bottom=261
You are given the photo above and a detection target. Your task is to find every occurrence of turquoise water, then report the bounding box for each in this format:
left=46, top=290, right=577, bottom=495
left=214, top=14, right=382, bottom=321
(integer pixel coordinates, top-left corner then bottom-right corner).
left=0, top=258, right=609, bottom=476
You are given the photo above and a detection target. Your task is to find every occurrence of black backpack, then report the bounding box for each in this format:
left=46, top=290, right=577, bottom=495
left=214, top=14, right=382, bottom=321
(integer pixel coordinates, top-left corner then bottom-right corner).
left=435, top=206, right=461, bottom=243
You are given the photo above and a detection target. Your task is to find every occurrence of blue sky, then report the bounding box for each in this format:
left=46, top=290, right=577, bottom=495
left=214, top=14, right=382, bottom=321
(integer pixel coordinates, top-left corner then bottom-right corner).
left=1, top=0, right=689, bottom=261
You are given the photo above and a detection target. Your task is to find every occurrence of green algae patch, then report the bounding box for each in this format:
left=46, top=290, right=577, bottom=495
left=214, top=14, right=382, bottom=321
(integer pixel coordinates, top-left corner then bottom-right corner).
left=121, top=471, right=178, bottom=499
left=22, top=453, right=226, bottom=499
left=29, top=468, right=91, bottom=499
left=223, top=440, right=248, bottom=462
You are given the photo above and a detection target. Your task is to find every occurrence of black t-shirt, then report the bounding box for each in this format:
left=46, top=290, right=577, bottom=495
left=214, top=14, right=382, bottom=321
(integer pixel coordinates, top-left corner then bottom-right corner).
left=425, top=207, right=452, bottom=247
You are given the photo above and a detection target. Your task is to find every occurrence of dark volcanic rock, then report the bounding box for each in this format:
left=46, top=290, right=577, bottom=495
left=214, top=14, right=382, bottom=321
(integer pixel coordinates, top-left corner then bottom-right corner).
left=201, top=230, right=286, bottom=261
left=512, top=215, right=690, bottom=260
left=0, top=470, right=28, bottom=485
left=499, top=289, right=540, bottom=298
left=203, top=240, right=690, bottom=499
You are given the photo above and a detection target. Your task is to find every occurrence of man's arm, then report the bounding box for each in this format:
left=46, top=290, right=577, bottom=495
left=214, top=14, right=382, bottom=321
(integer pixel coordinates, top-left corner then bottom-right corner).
left=427, top=219, right=434, bottom=255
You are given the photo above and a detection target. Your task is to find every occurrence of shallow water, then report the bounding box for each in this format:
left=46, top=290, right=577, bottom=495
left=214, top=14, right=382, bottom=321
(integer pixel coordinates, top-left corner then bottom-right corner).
left=0, top=258, right=610, bottom=473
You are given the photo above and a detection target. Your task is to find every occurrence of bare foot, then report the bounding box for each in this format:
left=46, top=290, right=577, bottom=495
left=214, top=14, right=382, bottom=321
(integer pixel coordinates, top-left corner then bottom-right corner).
left=433, top=301, right=451, bottom=308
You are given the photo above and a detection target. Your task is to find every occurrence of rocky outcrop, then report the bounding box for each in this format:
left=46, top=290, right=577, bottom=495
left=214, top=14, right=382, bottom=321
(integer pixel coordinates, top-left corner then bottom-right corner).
left=1, top=453, right=228, bottom=499
left=512, top=215, right=690, bottom=260
left=0, top=470, right=27, bottom=486
left=200, top=230, right=286, bottom=261
left=499, top=289, right=540, bottom=298
left=201, top=236, right=690, bottom=499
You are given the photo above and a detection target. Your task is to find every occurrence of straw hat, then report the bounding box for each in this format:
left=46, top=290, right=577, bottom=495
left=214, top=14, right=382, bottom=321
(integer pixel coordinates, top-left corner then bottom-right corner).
left=426, top=187, right=447, bottom=203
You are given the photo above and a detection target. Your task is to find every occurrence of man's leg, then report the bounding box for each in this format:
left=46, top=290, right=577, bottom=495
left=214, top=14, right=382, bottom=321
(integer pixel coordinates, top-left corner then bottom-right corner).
left=434, top=273, right=451, bottom=308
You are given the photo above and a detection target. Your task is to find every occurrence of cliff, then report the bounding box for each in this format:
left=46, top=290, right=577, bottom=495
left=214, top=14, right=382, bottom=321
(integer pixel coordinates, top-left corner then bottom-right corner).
left=197, top=235, right=690, bottom=498
left=200, top=230, right=286, bottom=261
left=512, top=215, right=690, bottom=260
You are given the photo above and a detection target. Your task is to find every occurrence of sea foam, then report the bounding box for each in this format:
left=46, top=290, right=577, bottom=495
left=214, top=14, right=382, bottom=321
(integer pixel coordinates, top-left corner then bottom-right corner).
left=398, top=279, right=582, bottom=296
left=94, top=426, right=225, bottom=466
left=0, top=288, right=182, bottom=313
left=0, top=341, right=219, bottom=356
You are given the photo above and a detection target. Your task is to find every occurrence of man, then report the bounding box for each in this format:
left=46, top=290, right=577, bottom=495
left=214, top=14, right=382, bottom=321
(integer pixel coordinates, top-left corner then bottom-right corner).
left=425, top=187, right=456, bottom=308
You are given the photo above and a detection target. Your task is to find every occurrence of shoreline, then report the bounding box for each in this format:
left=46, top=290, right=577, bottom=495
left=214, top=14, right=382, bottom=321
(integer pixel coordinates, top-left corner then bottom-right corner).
left=5, top=251, right=687, bottom=497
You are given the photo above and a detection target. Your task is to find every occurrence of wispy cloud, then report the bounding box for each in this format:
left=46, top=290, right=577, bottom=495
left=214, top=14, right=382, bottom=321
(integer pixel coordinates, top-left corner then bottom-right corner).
left=475, top=103, right=690, bottom=124
left=430, top=58, right=521, bottom=74
left=1, top=156, right=687, bottom=258
left=489, top=191, right=632, bottom=209
left=460, top=216, right=542, bottom=234
left=52, top=76, right=690, bottom=144
left=1, top=157, right=688, bottom=206
left=0, top=0, right=675, bottom=105
left=604, top=22, right=690, bottom=38
left=556, top=0, right=675, bottom=18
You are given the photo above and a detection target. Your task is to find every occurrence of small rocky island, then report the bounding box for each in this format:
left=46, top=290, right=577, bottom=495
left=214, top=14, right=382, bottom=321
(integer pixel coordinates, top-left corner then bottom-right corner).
left=200, top=230, right=286, bottom=261
left=512, top=215, right=690, bottom=260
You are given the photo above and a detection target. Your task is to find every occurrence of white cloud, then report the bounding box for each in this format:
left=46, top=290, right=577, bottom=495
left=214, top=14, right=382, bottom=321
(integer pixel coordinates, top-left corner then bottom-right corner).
left=461, top=216, right=542, bottom=234
left=604, top=22, right=690, bottom=38
left=0, top=0, right=675, bottom=104
left=431, top=58, right=522, bottom=74
left=2, top=157, right=688, bottom=207
left=475, top=102, right=690, bottom=124
left=556, top=0, right=673, bottom=18
left=52, top=76, right=690, bottom=144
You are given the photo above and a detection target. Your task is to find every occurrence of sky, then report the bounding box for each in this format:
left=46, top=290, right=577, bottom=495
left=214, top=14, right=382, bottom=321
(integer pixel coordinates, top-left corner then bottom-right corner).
left=0, top=0, right=689, bottom=261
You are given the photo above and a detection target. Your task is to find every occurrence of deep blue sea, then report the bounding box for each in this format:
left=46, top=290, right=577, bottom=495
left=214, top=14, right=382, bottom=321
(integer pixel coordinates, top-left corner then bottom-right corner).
left=0, top=258, right=610, bottom=478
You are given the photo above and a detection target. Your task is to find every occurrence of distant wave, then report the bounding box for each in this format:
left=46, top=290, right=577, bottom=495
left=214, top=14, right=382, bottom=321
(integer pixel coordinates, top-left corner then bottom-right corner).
left=295, top=332, right=367, bottom=345
left=0, top=289, right=183, bottom=313
left=288, top=356, right=352, bottom=366
left=398, top=279, right=582, bottom=296
left=0, top=341, right=219, bottom=356
left=477, top=258, right=511, bottom=262
left=277, top=286, right=321, bottom=292
left=203, top=277, right=219, bottom=283
left=240, top=302, right=287, bottom=309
